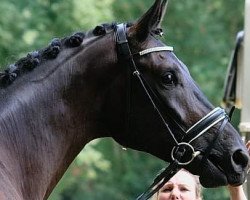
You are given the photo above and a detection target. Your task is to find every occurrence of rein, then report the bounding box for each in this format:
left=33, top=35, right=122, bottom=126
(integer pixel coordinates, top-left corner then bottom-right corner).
left=115, top=23, right=229, bottom=200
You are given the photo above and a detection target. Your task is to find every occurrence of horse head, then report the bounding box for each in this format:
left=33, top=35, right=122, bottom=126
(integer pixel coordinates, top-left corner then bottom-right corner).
left=97, top=0, right=249, bottom=188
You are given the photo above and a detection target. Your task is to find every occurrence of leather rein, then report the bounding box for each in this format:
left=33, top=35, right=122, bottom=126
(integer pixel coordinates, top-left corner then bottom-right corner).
left=115, top=23, right=229, bottom=200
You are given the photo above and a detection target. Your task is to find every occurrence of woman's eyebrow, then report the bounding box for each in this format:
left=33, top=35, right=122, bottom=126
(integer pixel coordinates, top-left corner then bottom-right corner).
left=160, top=183, right=173, bottom=190
left=178, top=184, right=191, bottom=188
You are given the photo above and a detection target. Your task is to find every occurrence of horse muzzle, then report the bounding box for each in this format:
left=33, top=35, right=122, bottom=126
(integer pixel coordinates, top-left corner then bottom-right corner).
left=198, top=148, right=249, bottom=187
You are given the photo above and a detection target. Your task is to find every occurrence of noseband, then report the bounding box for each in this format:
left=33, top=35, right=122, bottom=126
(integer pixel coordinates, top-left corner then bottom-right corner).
left=115, top=23, right=229, bottom=200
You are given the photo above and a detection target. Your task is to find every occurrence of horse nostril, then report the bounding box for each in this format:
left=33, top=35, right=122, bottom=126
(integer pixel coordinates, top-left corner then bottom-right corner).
left=232, top=150, right=249, bottom=169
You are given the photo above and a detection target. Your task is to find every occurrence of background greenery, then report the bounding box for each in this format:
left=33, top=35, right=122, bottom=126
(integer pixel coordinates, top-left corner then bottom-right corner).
left=0, top=0, right=245, bottom=199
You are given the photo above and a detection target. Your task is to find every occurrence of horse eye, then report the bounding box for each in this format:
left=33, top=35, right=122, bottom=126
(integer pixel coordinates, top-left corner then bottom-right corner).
left=162, top=73, right=175, bottom=85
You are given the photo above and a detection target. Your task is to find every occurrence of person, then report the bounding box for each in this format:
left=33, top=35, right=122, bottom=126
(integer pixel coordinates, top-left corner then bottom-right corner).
left=151, top=168, right=202, bottom=200
left=151, top=168, right=247, bottom=200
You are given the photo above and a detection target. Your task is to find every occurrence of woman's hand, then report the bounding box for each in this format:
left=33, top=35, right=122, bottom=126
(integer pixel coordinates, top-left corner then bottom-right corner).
left=227, top=185, right=247, bottom=200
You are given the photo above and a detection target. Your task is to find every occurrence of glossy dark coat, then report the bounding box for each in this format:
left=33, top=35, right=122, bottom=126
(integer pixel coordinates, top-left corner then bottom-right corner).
left=0, top=0, right=248, bottom=199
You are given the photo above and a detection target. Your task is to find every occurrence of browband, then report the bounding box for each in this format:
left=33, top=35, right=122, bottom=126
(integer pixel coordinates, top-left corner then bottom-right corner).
left=138, top=46, right=174, bottom=56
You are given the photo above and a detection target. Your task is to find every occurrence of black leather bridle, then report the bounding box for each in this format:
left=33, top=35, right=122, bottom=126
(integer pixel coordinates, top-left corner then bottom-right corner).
left=115, top=23, right=229, bottom=200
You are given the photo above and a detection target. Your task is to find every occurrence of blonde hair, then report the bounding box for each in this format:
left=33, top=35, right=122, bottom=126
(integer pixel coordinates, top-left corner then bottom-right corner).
left=151, top=169, right=202, bottom=200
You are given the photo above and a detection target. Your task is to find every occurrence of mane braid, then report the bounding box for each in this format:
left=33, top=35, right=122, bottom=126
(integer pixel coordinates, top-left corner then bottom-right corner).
left=92, top=22, right=118, bottom=36
left=0, top=31, right=85, bottom=88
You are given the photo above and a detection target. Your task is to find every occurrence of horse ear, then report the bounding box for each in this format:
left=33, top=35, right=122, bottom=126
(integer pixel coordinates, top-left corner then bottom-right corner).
left=128, top=0, right=169, bottom=41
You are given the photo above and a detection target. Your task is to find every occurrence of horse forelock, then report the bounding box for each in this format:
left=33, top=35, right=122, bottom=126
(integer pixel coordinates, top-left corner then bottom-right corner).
left=0, top=22, right=119, bottom=89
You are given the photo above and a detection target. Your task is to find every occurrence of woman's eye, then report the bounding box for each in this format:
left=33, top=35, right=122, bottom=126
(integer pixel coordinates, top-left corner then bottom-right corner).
left=180, top=187, right=189, bottom=192
left=161, top=187, right=172, bottom=193
left=162, top=73, right=175, bottom=85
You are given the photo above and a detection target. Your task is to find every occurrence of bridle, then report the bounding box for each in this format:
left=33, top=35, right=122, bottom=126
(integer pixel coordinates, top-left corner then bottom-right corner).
left=115, top=23, right=229, bottom=200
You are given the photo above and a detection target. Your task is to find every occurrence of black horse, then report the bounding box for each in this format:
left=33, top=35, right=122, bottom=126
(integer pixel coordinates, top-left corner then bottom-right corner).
left=0, top=0, right=248, bottom=199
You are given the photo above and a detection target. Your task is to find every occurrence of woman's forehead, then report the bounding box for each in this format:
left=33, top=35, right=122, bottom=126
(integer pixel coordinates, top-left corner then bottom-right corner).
left=168, top=170, right=197, bottom=186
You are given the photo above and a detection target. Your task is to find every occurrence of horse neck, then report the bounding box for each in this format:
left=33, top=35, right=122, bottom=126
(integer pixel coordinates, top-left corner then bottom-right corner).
left=0, top=36, right=115, bottom=199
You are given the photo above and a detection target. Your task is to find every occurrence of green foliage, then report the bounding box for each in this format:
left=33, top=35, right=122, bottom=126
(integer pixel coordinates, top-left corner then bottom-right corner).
left=49, top=139, right=165, bottom=200
left=0, top=0, right=245, bottom=199
left=0, top=0, right=114, bottom=68
left=164, top=0, right=244, bottom=104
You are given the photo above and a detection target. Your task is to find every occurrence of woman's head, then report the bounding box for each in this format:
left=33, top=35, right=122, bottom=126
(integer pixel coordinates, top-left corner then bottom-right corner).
left=152, top=169, right=202, bottom=200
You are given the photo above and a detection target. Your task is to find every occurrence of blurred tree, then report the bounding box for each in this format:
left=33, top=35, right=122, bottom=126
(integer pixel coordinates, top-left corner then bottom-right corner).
left=50, top=139, right=164, bottom=200
left=0, top=0, right=114, bottom=68
left=164, top=0, right=244, bottom=104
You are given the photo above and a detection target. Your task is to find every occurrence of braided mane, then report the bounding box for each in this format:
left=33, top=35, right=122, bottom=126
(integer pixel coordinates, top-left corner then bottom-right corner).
left=0, top=22, right=118, bottom=88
